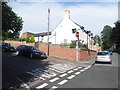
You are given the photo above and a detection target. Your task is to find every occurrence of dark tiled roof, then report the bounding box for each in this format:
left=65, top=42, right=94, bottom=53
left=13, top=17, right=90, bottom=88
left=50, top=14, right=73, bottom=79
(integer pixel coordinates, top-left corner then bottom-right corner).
left=74, top=22, right=83, bottom=29
left=73, top=22, right=87, bottom=32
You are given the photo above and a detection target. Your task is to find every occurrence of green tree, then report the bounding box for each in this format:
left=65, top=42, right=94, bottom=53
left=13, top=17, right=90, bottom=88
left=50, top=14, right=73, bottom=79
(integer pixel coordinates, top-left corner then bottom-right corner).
left=94, top=35, right=101, bottom=46
left=29, top=35, right=35, bottom=43
left=101, top=25, right=112, bottom=50
left=2, top=2, right=23, bottom=40
left=110, top=20, right=120, bottom=49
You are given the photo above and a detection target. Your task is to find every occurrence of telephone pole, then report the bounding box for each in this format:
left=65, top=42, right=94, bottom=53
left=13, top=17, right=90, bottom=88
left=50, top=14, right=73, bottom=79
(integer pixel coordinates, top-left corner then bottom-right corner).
left=47, top=8, right=50, bottom=56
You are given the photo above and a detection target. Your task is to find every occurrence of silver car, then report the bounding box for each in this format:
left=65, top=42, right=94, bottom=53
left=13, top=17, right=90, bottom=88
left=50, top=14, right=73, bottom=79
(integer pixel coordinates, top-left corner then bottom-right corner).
left=95, top=51, right=112, bottom=64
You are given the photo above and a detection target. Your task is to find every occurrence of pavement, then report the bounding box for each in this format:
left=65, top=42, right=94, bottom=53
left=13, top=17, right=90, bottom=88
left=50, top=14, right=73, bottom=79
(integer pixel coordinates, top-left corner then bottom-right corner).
left=48, top=56, right=96, bottom=67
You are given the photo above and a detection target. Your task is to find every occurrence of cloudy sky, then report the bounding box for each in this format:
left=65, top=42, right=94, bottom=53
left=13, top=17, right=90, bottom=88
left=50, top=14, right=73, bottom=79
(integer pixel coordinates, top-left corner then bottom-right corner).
left=8, top=0, right=119, bottom=36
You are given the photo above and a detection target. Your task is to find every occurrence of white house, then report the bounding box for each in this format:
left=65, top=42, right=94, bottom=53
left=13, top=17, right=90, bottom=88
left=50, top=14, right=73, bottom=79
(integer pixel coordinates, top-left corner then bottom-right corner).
left=42, top=9, right=94, bottom=49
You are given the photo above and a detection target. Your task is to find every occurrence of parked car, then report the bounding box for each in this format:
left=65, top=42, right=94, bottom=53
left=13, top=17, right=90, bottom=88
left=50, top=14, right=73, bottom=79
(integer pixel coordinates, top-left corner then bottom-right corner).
left=95, top=51, right=112, bottom=64
left=0, top=43, right=15, bottom=52
left=16, top=45, right=47, bottom=59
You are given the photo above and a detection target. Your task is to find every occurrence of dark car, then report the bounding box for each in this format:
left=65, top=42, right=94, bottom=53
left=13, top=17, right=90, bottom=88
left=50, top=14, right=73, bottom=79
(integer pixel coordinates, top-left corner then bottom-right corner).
left=0, top=43, right=15, bottom=52
left=16, top=45, right=47, bottom=59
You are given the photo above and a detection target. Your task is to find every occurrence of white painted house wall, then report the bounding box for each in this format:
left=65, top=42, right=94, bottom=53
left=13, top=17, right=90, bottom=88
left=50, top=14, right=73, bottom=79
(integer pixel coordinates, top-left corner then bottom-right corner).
left=42, top=9, right=93, bottom=49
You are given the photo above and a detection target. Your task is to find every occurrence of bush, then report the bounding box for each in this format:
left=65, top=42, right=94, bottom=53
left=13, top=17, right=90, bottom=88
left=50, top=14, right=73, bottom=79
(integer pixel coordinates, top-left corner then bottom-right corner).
left=70, top=42, right=76, bottom=48
left=28, top=35, right=35, bottom=43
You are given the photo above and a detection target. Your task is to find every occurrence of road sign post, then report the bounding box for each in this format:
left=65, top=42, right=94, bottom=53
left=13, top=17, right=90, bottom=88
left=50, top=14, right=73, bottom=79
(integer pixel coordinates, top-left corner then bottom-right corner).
left=76, top=31, right=79, bottom=62
left=76, top=40, right=78, bottom=62
left=72, top=29, right=79, bottom=62
left=76, top=32, right=79, bottom=38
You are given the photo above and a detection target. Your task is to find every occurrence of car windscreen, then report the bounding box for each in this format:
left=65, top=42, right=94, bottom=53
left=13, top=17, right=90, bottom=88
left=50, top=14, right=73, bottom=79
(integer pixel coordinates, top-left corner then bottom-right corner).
left=17, top=45, right=26, bottom=49
left=97, top=52, right=109, bottom=56
left=28, top=46, right=38, bottom=50
left=2, top=43, right=10, bottom=46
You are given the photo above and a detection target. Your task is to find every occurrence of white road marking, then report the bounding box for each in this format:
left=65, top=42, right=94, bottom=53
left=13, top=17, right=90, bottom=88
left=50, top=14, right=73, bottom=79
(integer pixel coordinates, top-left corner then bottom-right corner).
left=50, top=86, right=58, bottom=89
left=89, top=65, right=92, bottom=67
left=49, top=67, right=63, bottom=73
left=41, top=74, right=51, bottom=78
left=73, top=68, right=78, bottom=71
left=35, top=69, right=55, bottom=77
left=78, top=67, right=82, bottom=69
left=36, top=83, right=48, bottom=89
left=58, top=80, right=68, bottom=85
left=84, top=67, right=88, bottom=70
left=67, top=70, right=73, bottom=73
left=51, top=86, right=58, bottom=88
left=49, top=77, right=59, bottom=82
left=59, top=73, right=67, bottom=77
left=87, top=66, right=90, bottom=68
left=80, top=69, right=85, bottom=72
left=21, top=84, right=30, bottom=89
left=39, top=77, right=46, bottom=80
left=87, top=65, right=92, bottom=68
left=67, top=75, right=75, bottom=79
left=75, top=71, right=81, bottom=75
left=32, top=70, right=51, bottom=78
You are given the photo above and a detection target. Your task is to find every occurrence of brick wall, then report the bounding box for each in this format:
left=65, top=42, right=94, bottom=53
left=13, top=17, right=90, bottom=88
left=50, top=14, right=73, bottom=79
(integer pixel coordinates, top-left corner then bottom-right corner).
left=3, top=40, right=96, bottom=61
left=38, top=42, right=96, bottom=61
left=4, top=40, right=35, bottom=48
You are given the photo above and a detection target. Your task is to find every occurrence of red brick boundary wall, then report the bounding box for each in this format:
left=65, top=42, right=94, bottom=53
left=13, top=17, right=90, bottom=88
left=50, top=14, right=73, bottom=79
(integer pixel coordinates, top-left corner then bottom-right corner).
left=39, top=42, right=96, bottom=61
left=4, top=40, right=34, bottom=48
left=3, top=40, right=96, bottom=62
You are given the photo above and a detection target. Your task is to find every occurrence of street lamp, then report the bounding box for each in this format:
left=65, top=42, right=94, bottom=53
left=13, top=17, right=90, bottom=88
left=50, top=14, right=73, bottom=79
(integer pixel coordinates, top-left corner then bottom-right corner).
left=86, top=31, right=91, bottom=50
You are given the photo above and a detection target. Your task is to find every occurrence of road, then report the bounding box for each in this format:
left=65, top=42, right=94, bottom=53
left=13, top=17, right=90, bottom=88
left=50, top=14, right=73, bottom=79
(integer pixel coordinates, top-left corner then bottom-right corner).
left=32, top=53, right=119, bottom=89
left=60, top=53, right=119, bottom=88
left=2, top=52, right=119, bottom=89
left=2, top=52, right=81, bottom=89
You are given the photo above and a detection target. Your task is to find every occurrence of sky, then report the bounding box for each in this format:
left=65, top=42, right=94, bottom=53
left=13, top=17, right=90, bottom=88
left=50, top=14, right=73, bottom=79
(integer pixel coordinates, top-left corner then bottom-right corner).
left=8, top=0, right=119, bottom=37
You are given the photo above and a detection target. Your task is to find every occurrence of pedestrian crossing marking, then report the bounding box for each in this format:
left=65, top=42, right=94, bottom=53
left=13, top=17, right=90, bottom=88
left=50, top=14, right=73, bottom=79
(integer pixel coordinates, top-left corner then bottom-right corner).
left=75, top=71, right=81, bottom=75
left=49, top=77, right=59, bottom=82
left=59, top=73, right=67, bottom=77
left=67, top=75, right=75, bottom=79
left=36, top=83, right=48, bottom=89
left=58, top=80, right=68, bottom=85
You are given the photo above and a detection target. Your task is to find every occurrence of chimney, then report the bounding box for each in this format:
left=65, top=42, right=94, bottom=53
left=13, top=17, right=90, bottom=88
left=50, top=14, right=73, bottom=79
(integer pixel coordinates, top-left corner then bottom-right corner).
left=63, top=9, right=70, bottom=19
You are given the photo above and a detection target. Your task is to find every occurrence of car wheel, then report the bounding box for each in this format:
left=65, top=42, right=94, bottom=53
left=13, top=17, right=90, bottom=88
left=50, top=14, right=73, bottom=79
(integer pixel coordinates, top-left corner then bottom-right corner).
left=30, top=54, right=33, bottom=58
left=45, top=56, right=48, bottom=59
left=16, top=51, right=19, bottom=56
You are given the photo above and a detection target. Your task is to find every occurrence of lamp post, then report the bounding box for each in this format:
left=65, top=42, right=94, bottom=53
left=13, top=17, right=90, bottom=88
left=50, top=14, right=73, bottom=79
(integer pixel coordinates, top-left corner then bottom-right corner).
left=90, top=33, right=93, bottom=50
left=86, top=31, right=91, bottom=50
left=91, top=36, right=93, bottom=50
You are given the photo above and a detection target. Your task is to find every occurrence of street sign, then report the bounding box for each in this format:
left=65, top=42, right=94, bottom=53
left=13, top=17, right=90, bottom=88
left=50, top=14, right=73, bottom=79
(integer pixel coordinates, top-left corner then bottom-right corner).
left=76, top=32, right=79, bottom=37
left=96, top=43, right=99, bottom=47
left=72, top=28, right=76, bottom=33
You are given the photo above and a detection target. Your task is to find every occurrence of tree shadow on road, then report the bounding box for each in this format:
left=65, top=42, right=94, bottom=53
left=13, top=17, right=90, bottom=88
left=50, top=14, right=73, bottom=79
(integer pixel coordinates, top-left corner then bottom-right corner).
left=2, top=52, right=51, bottom=89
